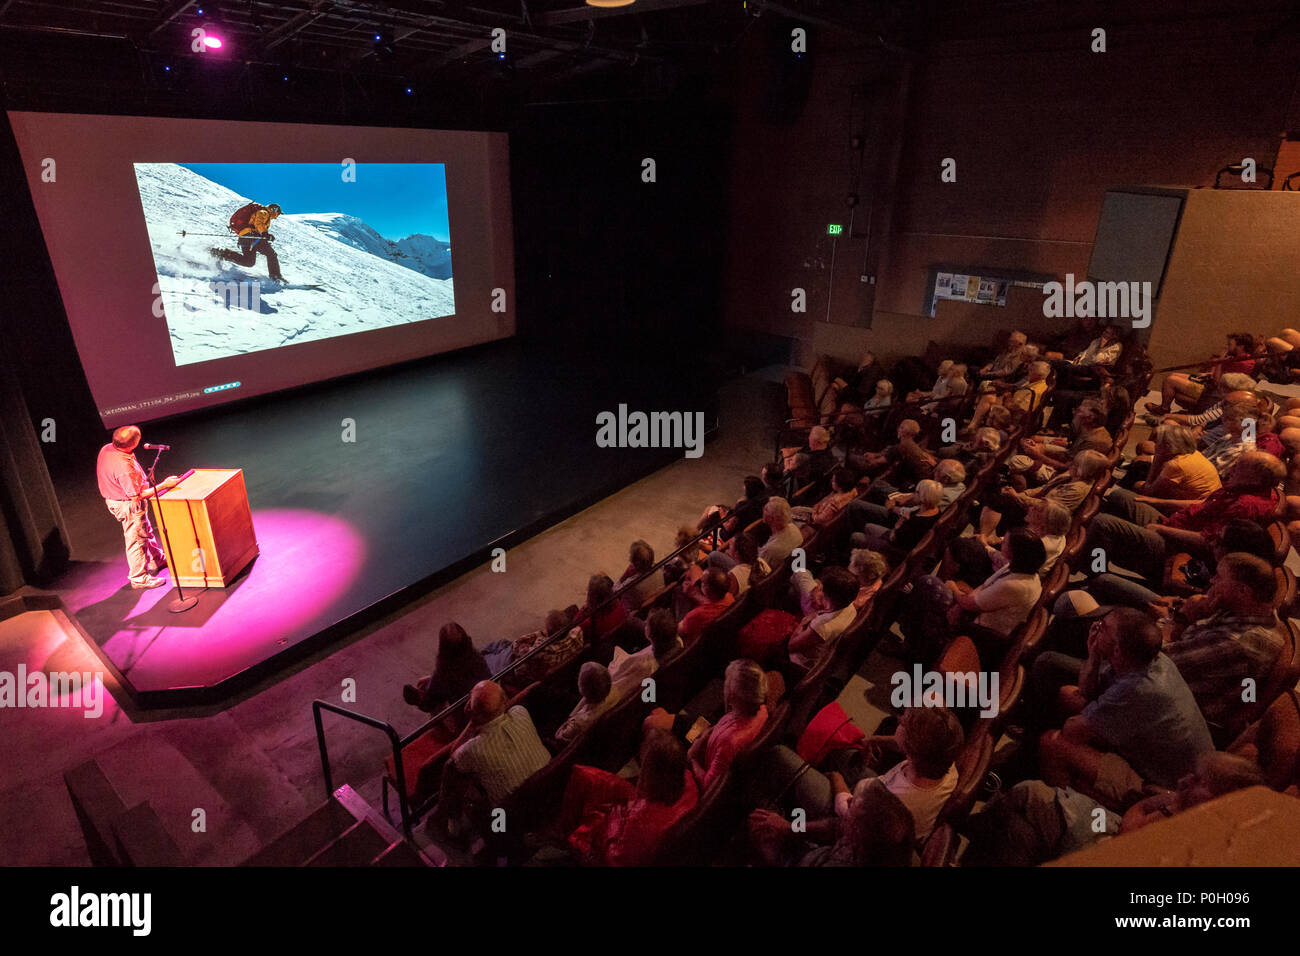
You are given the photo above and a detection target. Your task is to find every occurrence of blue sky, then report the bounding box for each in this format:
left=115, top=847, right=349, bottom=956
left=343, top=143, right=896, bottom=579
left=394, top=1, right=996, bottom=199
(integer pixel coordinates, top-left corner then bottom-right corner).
left=181, top=163, right=449, bottom=241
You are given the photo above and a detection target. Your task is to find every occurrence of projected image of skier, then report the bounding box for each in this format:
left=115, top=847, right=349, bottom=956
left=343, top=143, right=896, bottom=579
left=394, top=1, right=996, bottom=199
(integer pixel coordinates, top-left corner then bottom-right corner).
left=133, top=162, right=454, bottom=367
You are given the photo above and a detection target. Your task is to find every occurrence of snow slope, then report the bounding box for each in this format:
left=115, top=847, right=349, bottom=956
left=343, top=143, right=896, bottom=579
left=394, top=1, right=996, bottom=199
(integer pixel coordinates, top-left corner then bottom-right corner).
left=292, top=212, right=452, bottom=280
left=134, top=163, right=456, bottom=367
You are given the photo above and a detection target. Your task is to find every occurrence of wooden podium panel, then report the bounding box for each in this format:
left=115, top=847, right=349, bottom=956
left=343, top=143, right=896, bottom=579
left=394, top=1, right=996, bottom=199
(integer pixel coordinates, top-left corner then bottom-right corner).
left=151, top=469, right=258, bottom=588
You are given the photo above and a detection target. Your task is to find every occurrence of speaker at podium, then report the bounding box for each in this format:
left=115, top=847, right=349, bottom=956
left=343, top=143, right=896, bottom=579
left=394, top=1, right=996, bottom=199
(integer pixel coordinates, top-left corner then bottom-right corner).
left=150, top=468, right=258, bottom=588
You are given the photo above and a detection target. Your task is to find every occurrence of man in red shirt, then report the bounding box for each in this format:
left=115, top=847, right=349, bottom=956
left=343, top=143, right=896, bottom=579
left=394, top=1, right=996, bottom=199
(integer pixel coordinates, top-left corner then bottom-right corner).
left=1084, top=451, right=1283, bottom=585
left=95, top=425, right=180, bottom=589
left=677, top=568, right=735, bottom=643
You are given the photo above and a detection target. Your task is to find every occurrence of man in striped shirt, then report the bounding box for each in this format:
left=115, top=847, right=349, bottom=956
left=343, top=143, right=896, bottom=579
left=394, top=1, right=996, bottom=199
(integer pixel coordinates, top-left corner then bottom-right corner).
left=448, top=681, right=551, bottom=806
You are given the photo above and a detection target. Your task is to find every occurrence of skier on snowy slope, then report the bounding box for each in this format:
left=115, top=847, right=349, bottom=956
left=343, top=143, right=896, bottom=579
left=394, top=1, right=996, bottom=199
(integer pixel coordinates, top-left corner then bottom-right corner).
left=211, top=201, right=284, bottom=282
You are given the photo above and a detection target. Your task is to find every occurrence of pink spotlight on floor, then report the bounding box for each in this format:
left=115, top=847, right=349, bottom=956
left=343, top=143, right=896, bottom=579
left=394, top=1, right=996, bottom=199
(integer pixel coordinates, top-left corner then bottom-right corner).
left=62, top=508, right=367, bottom=705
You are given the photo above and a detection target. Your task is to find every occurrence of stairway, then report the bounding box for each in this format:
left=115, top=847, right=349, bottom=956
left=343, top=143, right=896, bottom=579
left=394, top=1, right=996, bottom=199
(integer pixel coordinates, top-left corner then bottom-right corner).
left=242, top=785, right=444, bottom=867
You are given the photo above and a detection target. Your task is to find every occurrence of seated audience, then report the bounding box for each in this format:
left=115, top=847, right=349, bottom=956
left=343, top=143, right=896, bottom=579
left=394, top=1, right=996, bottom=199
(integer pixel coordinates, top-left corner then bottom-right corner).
left=980, top=449, right=1105, bottom=537
left=609, top=608, right=682, bottom=698
left=722, top=475, right=769, bottom=540
left=616, top=539, right=665, bottom=612
left=979, top=330, right=1029, bottom=380
left=851, top=418, right=935, bottom=484
left=555, top=661, right=620, bottom=744
left=677, top=567, right=735, bottom=643
left=403, top=621, right=493, bottom=714
left=848, top=548, right=890, bottom=609
left=1128, top=422, right=1220, bottom=504
left=1037, top=609, right=1214, bottom=809
left=1148, top=333, right=1258, bottom=416
left=939, top=425, right=1002, bottom=471
left=948, top=526, right=1045, bottom=655
left=782, top=425, right=835, bottom=495
left=978, top=499, right=1070, bottom=574
left=859, top=378, right=895, bottom=419
left=758, top=497, right=803, bottom=567
left=962, top=752, right=1264, bottom=866
left=791, top=465, right=858, bottom=529
left=747, top=778, right=915, bottom=867
left=707, top=530, right=770, bottom=593
left=1157, top=552, right=1287, bottom=737
left=849, top=458, right=964, bottom=529
left=851, top=478, right=943, bottom=557
left=688, top=659, right=769, bottom=789
left=1084, top=451, right=1283, bottom=585
left=832, top=350, right=885, bottom=407
left=787, top=566, right=862, bottom=670
left=1052, top=322, right=1123, bottom=388
left=1017, top=399, right=1111, bottom=475
left=1080, top=517, right=1276, bottom=613
left=558, top=728, right=699, bottom=867
left=435, top=680, right=553, bottom=835
left=576, top=573, right=630, bottom=642
left=482, top=609, right=585, bottom=686
left=1008, top=360, right=1051, bottom=416
left=761, top=705, right=964, bottom=844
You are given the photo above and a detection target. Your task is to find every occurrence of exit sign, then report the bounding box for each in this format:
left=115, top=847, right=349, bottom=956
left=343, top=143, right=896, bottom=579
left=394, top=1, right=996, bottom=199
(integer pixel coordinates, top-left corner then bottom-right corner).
left=827, top=224, right=843, bottom=236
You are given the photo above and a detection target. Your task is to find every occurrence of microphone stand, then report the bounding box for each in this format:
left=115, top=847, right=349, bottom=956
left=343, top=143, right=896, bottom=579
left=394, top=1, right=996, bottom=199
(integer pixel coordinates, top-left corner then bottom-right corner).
left=144, top=448, right=199, bottom=613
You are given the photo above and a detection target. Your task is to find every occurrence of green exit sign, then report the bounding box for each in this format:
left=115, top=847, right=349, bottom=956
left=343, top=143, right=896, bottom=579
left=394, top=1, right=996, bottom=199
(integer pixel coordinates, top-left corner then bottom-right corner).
left=827, top=224, right=844, bottom=236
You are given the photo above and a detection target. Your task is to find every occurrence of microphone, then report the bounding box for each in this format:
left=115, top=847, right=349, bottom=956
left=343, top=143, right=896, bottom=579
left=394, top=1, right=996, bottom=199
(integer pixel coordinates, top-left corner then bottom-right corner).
left=142, top=443, right=171, bottom=451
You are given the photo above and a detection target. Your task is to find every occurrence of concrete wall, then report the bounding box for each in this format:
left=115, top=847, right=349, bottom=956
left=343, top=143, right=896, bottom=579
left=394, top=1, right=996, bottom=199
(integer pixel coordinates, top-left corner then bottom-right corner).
left=719, top=2, right=1300, bottom=368
left=1148, top=189, right=1300, bottom=369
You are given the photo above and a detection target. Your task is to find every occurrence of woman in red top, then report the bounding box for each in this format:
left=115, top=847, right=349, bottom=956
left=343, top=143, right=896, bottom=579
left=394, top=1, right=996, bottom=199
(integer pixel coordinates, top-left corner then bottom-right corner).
left=560, top=729, right=699, bottom=866
left=575, top=573, right=629, bottom=642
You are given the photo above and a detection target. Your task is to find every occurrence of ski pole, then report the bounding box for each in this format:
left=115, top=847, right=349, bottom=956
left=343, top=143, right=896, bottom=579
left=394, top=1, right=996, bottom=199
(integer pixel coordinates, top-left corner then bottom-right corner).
left=176, top=230, right=274, bottom=239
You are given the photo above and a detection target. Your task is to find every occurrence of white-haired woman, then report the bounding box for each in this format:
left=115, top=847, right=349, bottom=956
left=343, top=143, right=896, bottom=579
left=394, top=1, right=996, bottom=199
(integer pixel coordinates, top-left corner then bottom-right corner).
left=850, top=478, right=943, bottom=557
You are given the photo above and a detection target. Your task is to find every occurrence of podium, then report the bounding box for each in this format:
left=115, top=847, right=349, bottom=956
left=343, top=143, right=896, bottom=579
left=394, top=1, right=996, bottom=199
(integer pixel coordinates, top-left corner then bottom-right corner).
left=150, top=469, right=258, bottom=588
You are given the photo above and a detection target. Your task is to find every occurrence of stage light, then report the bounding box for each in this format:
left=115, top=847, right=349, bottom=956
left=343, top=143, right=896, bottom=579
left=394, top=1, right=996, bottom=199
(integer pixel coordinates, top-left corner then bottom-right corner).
left=204, top=34, right=223, bottom=49
left=586, top=0, right=636, bottom=7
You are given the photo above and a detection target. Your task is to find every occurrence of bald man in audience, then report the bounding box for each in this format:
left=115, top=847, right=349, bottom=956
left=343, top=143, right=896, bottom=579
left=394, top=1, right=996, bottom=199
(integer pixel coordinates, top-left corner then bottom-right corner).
left=95, top=424, right=182, bottom=589
left=434, top=680, right=552, bottom=838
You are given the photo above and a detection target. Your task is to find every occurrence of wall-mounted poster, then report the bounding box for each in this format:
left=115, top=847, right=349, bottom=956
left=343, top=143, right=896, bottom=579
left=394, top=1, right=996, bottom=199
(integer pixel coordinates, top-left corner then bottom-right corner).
left=929, top=270, right=1010, bottom=316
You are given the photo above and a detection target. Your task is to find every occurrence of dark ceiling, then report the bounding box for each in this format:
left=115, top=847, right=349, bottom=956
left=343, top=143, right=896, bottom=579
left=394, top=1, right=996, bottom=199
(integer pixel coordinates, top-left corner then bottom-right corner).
left=0, top=0, right=911, bottom=118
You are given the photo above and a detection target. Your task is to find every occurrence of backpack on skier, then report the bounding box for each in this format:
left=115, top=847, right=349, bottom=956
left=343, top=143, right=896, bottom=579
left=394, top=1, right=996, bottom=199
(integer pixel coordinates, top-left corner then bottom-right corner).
left=228, top=201, right=263, bottom=234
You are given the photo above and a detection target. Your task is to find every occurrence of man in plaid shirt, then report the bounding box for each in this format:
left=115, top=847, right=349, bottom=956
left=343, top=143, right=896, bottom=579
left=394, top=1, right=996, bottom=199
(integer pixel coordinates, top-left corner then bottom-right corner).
left=1161, top=552, right=1286, bottom=736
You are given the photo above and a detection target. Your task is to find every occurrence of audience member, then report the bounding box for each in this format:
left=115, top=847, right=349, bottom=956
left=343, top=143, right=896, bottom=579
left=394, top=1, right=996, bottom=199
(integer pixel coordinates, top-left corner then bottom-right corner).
left=403, top=622, right=492, bottom=714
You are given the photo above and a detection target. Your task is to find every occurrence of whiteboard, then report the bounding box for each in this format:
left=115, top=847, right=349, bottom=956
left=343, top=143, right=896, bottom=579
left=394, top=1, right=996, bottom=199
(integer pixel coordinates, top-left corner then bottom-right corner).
left=1087, top=190, right=1183, bottom=295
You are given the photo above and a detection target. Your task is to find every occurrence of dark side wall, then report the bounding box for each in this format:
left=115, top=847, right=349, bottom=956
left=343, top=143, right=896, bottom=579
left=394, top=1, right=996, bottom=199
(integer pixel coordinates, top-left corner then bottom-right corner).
left=719, top=0, right=1300, bottom=368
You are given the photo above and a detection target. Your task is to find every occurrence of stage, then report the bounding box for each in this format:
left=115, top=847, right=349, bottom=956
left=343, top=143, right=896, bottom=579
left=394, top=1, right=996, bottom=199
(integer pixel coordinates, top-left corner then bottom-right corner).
left=43, top=339, right=720, bottom=708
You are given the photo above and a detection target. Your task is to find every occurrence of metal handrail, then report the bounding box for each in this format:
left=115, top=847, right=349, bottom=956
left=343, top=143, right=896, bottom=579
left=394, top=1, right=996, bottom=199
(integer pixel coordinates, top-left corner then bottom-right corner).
left=312, top=699, right=410, bottom=833
left=309, top=518, right=728, bottom=831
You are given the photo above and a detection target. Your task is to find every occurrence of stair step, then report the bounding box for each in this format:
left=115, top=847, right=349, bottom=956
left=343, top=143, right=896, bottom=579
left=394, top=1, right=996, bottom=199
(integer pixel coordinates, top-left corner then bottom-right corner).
left=64, top=759, right=129, bottom=867
left=112, top=802, right=184, bottom=866
left=305, top=820, right=390, bottom=867
left=371, top=839, right=428, bottom=867
left=241, top=799, right=354, bottom=867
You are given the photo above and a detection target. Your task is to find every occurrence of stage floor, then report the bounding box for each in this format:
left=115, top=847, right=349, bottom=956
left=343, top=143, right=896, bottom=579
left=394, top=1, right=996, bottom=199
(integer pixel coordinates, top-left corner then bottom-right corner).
left=46, top=339, right=719, bottom=707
